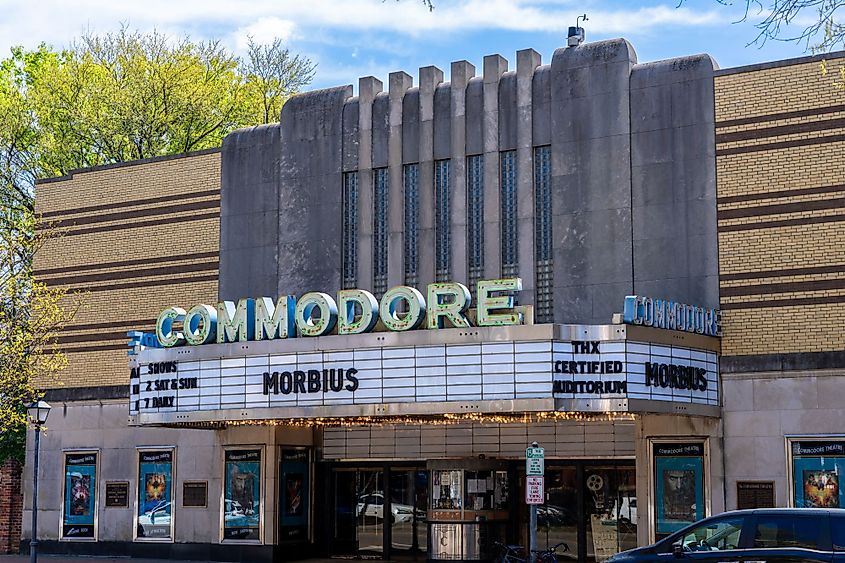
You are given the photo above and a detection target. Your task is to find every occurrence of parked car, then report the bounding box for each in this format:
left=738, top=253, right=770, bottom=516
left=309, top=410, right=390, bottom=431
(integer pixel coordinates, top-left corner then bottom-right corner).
left=605, top=508, right=845, bottom=563
left=356, top=493, right=424, bottom=523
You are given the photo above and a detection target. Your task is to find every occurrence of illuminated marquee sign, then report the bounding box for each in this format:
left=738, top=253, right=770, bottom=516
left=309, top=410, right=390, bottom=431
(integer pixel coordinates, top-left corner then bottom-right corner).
left=622, top=295, right=721, bottom=337
left=129, top=329, right=719, bottom=421
left=155, top=279, right=523, bottom=348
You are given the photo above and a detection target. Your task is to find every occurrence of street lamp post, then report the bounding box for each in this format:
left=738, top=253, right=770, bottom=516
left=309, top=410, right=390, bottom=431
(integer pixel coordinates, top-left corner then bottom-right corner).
left=26, top=400, right=51, bottom=563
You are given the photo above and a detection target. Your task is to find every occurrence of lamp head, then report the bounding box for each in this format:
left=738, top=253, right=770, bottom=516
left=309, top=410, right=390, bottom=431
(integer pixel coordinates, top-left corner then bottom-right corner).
left=26, top=400, right=52, bottom=426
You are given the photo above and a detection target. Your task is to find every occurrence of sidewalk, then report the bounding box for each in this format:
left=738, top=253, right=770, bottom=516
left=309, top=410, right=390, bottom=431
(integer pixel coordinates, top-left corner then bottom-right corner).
left=1, top=558, right=350, bottom=563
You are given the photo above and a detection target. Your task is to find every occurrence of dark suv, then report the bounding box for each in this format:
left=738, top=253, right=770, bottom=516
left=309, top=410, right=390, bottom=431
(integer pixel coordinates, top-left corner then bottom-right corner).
left=606, top=509, right=845, bottom=563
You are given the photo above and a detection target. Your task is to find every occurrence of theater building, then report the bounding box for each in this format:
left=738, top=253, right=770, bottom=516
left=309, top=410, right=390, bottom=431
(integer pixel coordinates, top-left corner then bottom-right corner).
left=20, top=36, right=845, bottom=563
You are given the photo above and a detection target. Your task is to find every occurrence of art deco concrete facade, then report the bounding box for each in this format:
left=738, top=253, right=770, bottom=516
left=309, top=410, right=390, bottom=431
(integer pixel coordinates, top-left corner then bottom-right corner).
left=20, top=37, right=845, bottom=563
left=220, top=39, right=719, bottom=322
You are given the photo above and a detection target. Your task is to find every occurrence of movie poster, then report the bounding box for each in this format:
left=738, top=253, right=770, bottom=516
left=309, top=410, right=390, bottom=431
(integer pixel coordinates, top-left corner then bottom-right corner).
left=136, top=450, right=173, bottom=540
left=653, top=443, right=704, bottom=538
left=791, top=441, right=845, bottom=508
left=280, top=448, right=309, bottom=542
left=224, top=449, right=261, bottom=541
left=63, top=452, right=98, bottom=539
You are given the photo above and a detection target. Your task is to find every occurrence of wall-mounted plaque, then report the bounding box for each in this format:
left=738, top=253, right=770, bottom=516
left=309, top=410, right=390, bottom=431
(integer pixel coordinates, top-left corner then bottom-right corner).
left=737, top=481, right=775, bottom=509
left=183, top=481, right=208, bottom=508
left=105, top=481, right=129, bottom=508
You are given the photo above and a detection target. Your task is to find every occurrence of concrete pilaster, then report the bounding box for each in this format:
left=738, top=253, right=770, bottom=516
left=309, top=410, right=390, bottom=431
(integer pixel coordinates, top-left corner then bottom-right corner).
left=418, top=66, right=444, bottom=289
left=356, top=76, right=383, bottom=292
left=450, top=60, right=475, bottom=287
left=516, top=49, right=541, bottom=306
left=482, top=55, right=508, bottom=279
left=388, top=72, right=413, bottom=289
left=550, top=40, right=636, bottom=324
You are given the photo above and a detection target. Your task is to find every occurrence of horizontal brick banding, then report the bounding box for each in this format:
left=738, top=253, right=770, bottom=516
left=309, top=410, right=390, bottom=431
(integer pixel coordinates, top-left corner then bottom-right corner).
left=35, top=147, right=221, bottom=185
left=35, top=250, right=219, bottom=277
left=62, top=342, right=135, bottom=353
left=716, top=116, right=845, bottom=144
left=64, top=272, right=218, bottom=293
left=721, top=350, right=845, bottom=373
left=59, top=210, right=220, bottom=237
left=721, top=264, right=845, bottom=281
left=44, top=385, right=129, bottom=401
left=716, top=133, right=845, bottom=156
left=40, top=189, right=219, bottom=219
left=58, top=332, right=140, bottom=345
left=63, top=318, right=154, bottom=332
left=718, top=213, right=845, bottom=232
left=717, top=184, right=845, bottom=204
left=40, top=198, right=219, bottom=230
left=716, top=102, right=845, bottom=127
left=721, top=294, right=845, bottom=310
left=721, top=278, right=845, bottom=297
left=44, top=260, right=218, bottom=287
left=717, top=196, right=845, bottom=219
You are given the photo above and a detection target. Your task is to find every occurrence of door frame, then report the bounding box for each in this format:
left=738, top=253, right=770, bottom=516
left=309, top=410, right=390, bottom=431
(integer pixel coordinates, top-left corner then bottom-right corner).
left=322, top=461, right=428, bottom=560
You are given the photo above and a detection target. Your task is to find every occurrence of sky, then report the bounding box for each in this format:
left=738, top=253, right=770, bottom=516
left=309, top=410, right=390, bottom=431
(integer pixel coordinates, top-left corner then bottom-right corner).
left=0, top=0, right=827, bottom=92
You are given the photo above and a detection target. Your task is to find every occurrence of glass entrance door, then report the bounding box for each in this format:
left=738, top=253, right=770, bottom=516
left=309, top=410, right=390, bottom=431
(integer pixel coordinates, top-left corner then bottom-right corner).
left=584, top=466, right=637, bottom=562
left=390, top=469, right=428, bottom=560
left=357, top=470, right=385, bottom=556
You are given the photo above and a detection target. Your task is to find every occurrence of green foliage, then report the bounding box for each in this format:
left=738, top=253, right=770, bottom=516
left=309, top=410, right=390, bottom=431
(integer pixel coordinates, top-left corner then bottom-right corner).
left=0, top=27, right=315, bottom=462
left=0, top=408, right=26, bottom=464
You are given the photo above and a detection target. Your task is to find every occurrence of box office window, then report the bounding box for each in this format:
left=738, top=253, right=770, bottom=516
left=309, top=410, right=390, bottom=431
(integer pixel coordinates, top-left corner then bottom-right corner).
left=224, top=449, right=262, bottom=541
left=62, top=452, right=98, bottom=540
left=789, top=439, right=845, bottom=508
left=653, top=443, right=705, bottom=539
left=136, top=449, right=174, bottom=541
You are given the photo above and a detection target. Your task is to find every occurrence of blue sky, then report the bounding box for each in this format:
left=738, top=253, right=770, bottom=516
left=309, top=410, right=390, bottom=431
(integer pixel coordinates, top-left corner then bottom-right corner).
left=0, top=0, right=826, bottom=92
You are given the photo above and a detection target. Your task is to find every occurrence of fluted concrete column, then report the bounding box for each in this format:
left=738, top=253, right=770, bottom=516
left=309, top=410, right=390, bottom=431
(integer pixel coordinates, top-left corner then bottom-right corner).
left=418, top=66, right=444, bottom=288
left=387, top=71, right=413, bottom=288
left=356, top=76, right=383, bottom=291
left=450, top=61, right=475, bottom=287
left=482, top=55, right=508, bottom=279
left=516, top=49, right=541, bottom=305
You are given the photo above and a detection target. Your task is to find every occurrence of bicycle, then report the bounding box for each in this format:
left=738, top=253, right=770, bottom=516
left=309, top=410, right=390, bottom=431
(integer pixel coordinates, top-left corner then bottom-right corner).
left=494, top=541, right=569, bottom=563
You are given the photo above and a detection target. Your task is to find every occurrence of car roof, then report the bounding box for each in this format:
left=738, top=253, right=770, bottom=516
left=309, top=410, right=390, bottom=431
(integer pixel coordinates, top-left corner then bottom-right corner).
left=719, top=508, right=842, bottom=516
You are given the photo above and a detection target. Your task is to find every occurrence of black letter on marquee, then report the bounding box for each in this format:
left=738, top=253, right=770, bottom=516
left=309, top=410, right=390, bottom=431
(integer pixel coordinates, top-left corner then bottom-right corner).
left=263, top=371, right=279, bottom=395
left=308, top=369, right=321, bottom=392
left=345, top=368, right=359, bottom=392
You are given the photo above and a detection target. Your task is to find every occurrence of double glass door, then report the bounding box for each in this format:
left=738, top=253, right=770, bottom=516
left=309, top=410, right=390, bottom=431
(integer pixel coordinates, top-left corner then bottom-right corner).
left=536, top=463, right=637, bottom=563
left=331, top=466, right=427, bottom=560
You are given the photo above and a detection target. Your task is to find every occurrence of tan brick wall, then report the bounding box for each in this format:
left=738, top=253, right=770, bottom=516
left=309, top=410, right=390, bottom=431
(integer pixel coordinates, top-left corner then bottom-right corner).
left=716, top=57, right=845, bottom=356
left=34, top=151, right=221, bottom=388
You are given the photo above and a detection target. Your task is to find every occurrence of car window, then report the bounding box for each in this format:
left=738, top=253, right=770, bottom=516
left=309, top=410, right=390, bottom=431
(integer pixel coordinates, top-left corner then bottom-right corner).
left=752, top=514, right=823, bottom=549
left=678, top=516, right=746, bottom=552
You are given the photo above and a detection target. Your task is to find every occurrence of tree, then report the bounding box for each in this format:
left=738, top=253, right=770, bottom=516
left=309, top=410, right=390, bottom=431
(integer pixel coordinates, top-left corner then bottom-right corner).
left=242, top=37, right=316, bottom=125
left=710, top=0, right=845, bottom=51
left=0, top=28, right=315, bottom=460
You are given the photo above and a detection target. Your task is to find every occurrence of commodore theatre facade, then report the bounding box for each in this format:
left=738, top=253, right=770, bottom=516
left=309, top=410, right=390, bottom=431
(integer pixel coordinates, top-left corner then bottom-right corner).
left=27, top=38, right=730, bottom=562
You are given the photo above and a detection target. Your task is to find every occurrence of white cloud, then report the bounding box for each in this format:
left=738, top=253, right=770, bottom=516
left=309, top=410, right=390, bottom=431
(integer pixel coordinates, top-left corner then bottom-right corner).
left=232, top=17, right=297, bottom=50
left=0, top=0, right=727, bottom=57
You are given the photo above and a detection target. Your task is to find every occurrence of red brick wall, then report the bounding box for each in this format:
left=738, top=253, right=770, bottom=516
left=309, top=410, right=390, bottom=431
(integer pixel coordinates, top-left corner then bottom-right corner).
left=0, top=459, right=23, bottom=554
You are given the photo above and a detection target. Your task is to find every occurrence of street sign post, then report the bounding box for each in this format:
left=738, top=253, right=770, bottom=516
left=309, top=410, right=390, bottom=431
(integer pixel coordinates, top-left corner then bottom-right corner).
left=526, top=442, right=545, bottom=563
